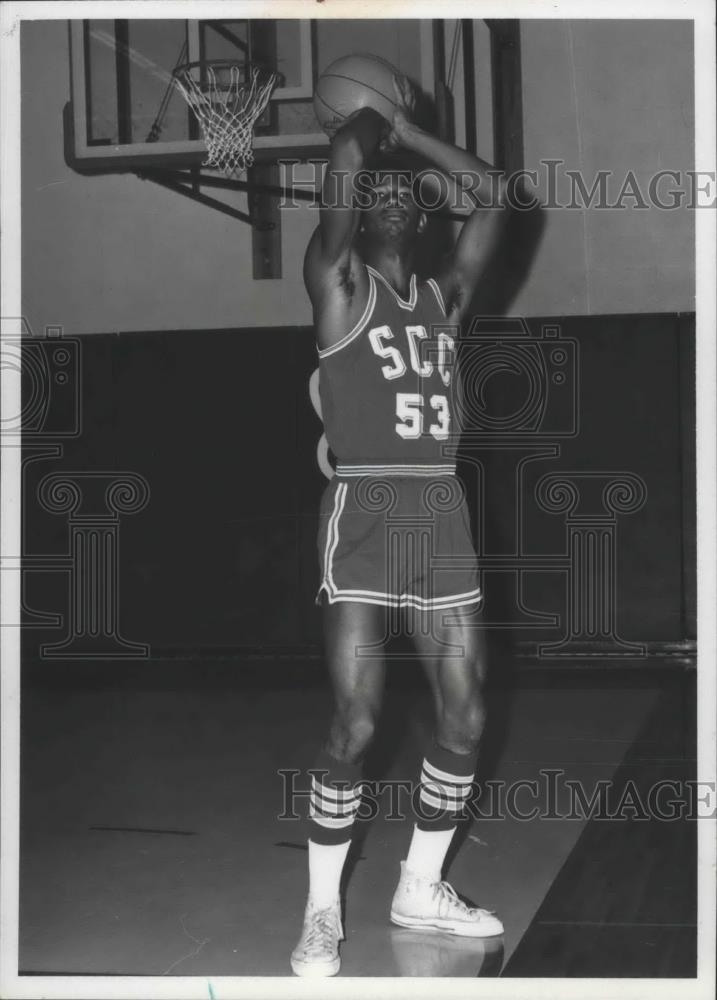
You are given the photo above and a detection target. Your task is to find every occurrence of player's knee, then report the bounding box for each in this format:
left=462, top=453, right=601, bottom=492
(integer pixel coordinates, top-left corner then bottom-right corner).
left=329, top=706, right=377, bottom=762
left=345, top=707, right=376, bottom=747
left=442, top=695, right=485, bottom=751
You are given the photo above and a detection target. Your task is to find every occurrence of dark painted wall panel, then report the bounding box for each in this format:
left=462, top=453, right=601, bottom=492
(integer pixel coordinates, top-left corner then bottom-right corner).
left=22, top=315, right=695, bottom=658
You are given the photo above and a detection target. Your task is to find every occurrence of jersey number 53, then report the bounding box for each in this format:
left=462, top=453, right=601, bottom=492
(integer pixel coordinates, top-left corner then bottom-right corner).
left=396, top=393, right=450, bottom=440
left=368, top=324, right=455, bottom=443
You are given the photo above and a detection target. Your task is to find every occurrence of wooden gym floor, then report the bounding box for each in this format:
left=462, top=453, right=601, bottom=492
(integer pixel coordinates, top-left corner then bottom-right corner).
left=18, top=656, right=696, bottom=979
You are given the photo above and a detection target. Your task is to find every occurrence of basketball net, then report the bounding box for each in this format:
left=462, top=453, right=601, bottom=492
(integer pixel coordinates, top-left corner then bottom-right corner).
left=174, top=64, right=278, bottom=176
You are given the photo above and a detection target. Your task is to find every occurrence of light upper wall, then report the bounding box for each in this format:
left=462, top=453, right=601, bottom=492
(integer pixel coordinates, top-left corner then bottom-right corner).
left=20, top=18, right=694, bottom=335
left=514, top=18, right=694, bottom=317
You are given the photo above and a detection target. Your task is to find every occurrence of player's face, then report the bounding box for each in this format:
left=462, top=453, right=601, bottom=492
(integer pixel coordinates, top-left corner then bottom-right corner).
left=361, top=172, right=424, bottom=244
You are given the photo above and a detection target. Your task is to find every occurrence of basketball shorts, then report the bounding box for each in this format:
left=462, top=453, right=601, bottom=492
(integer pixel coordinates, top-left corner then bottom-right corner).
left=316, top=468, right=482, bottom=611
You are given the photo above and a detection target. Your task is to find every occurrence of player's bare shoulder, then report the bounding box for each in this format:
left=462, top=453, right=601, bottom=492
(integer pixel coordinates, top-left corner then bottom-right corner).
left=304, top=226, right=371, bottom=355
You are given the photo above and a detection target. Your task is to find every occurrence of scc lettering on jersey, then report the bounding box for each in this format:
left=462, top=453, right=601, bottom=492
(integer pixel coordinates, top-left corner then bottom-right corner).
left=367, top=325, right=455, bottom=384
left=368, top=324, right=455, bottom=442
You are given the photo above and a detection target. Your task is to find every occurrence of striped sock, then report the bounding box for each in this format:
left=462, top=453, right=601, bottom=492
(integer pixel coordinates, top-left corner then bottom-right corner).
left=415, top=742, right=476, bottom=831
left=404, top=743, right=476, bottom=882
left=308, top=749, right=362, bottom=845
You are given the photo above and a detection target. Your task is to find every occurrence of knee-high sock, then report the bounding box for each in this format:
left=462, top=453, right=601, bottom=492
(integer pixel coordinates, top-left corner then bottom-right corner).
left=405, top=742, right=477, bottom=882
left=308, top=839, right=352, bottom=908
left=306, top=749, right=362, bottom=905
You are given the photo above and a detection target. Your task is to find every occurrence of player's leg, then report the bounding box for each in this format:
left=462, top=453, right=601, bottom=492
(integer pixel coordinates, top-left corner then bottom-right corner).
left=291, top=599, right=387, bottom=977
left=405, top=605, right=485, bottom=881
left=322, top=598, right=388, bottom=762
left=416, top=604, right=486, bottom=753
left=390, top=605, right=503, bottom=937
left=307, top=599, right=386, bottom=912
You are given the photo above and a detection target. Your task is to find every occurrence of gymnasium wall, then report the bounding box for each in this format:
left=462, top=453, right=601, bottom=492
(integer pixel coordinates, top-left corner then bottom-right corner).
left=18, top=18, right=696, bottom=661
left=515, top=19, right=694, bottom=316
left=22, top=314, right=695, bottom=659
left=20, top=18, right=694, bottom=335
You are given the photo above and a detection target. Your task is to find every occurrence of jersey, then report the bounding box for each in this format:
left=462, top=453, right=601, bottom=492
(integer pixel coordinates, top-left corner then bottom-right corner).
left=317, top=264, right=459, bottom=475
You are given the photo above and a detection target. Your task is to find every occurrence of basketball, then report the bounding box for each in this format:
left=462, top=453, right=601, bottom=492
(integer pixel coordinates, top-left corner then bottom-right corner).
left=313, top=53, right=400, bottom=136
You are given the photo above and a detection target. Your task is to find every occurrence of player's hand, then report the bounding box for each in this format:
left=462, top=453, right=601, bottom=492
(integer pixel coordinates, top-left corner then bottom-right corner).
left=380, top=74, right=417, bottom=152
left=325, top=107, right=365, bottom=141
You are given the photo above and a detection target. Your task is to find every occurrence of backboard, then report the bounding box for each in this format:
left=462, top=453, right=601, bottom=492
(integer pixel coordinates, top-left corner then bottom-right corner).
left=65, top=18, right=441, bottom=173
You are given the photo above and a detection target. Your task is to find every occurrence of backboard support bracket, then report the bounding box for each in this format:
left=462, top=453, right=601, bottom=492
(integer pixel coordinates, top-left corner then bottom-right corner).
left=135, top=167, right=264, bottom=229
left=133, top=164, right=321, bottom=279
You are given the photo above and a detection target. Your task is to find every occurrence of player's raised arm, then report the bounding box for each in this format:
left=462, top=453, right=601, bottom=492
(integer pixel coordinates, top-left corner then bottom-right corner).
left=319, top=108, right=386, bottom=262
left=387, top=76, right=509, bottom=323
left=304, top=108, right=389, bottom=352
left=304, top=108, right=385, bottom=296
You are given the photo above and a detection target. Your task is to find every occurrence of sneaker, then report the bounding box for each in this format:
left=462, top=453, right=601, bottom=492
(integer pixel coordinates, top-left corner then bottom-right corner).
left=290, top=898, right=343, bottom=977
left=390, top=861, right=504, bottom=938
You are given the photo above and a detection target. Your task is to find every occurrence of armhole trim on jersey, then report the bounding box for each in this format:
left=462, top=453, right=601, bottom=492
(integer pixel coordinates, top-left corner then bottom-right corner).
left=317, top=273, right=376, bottom=359
left=427, top=277, right=447, bottom=316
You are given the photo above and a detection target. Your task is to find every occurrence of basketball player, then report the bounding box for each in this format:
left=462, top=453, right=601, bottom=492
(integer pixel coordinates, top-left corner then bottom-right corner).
left=291, top=76, right=508, bottom=977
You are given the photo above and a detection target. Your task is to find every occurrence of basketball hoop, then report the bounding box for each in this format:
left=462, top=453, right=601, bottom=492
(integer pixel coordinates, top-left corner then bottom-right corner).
left=173, top=60, right=280, bottom=176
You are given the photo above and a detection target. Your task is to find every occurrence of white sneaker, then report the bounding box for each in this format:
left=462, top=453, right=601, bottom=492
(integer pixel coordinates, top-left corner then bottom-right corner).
left=390, top=861, right=504, bottom=938
left=290, top=898, right=344, bottom=977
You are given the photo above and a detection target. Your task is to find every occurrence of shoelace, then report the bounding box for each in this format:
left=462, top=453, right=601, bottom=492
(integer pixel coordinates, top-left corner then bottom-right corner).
left=302, top=907, right=339, bottom=956
left=433, top=881, right=494, bottom=918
